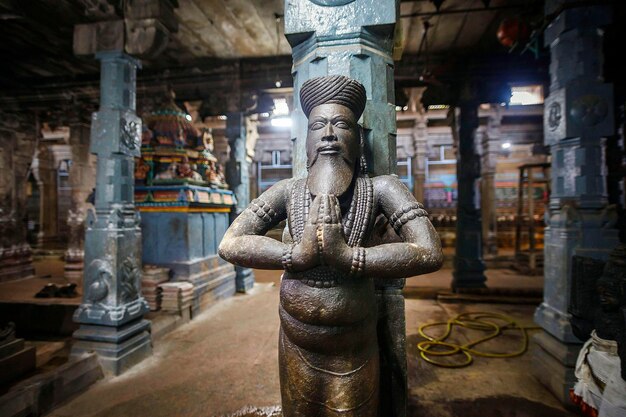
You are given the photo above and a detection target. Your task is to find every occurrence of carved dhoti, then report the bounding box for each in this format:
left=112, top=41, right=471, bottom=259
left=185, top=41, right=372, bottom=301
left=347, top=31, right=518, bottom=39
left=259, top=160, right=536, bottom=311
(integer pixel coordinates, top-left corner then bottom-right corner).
left=279, top=269, right=379, bottom=417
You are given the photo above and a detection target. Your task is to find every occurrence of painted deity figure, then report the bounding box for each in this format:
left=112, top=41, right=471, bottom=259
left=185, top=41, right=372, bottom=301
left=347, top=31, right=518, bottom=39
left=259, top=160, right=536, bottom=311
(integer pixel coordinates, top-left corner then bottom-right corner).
left=219, top=75, right=442, bottom=417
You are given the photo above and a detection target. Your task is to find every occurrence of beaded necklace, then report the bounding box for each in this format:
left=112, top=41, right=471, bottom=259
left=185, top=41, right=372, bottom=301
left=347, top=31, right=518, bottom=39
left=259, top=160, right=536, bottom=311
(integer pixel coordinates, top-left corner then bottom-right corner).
left=288, top=176, right=373, bottom=248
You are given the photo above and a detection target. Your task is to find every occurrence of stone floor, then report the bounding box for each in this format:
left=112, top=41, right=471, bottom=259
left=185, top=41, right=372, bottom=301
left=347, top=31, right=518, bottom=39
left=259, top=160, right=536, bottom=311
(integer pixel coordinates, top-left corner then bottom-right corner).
left=44, top=268, right=574, bottom=417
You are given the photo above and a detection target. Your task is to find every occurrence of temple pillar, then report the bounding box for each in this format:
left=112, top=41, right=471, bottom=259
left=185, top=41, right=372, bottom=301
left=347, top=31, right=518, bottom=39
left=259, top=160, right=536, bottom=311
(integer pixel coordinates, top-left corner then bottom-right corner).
left=32, top=143, right=59, bottom=248
left=412, top=113, right=428, bottom=203
left=452, top=101, right=487, bottom=290
left=225, top=112, right=255, bottom=293
left=481, top=105, right=501, bottom=257
left=71, top=51, right=152, bottom=376
left=284, top=2, right=405, bottom=415
left=285, top=0, right=398, bottom=178
left=0, top=112, right=36, bottom=282
left=532, top=1, right=619, bottom=404
left=64, top=121, right=96, bottom=283
left=70, top=0, right=177, bottom=375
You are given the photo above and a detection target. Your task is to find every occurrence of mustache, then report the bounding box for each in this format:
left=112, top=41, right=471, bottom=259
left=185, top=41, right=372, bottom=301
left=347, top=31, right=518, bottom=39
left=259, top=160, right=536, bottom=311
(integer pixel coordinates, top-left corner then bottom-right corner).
left=308, top=145, right=353, bottom=168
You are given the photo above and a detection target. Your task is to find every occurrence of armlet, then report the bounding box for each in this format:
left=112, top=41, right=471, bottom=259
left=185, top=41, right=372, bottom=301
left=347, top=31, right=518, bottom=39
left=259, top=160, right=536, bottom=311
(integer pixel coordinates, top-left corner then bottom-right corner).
left=389, top=202, right=428, bottom=234
left=248, top=198, right=278, bottom=224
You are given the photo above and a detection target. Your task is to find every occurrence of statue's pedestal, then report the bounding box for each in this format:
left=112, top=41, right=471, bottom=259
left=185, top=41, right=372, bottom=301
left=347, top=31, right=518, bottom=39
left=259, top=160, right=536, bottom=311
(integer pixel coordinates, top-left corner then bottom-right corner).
left=136, top=185, right=237, bottom=315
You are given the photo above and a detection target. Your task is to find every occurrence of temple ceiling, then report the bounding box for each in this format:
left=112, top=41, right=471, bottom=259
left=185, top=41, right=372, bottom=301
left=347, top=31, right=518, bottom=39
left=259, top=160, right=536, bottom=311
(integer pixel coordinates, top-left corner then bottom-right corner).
left=0, top=0, right=546, bottom=108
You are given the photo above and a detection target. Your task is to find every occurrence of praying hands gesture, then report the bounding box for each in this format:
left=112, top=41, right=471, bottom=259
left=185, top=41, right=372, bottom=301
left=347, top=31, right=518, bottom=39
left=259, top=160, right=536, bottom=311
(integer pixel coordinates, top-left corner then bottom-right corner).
left=291, top=194, right=358, bottom=274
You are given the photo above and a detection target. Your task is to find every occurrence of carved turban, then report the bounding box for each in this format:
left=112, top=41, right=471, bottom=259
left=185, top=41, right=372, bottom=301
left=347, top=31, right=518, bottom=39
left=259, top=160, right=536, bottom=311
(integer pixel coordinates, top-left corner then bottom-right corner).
left=300, top=75, right=367, bottom=119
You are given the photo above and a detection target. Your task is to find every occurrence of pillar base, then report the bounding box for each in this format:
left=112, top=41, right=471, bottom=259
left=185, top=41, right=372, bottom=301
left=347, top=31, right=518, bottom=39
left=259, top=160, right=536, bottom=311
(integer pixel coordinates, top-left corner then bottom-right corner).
left=235, top=266, right=255, bottom=293
left=531, top=331, right=581, bottom=406
left=534, top=302, right=580, bottom=344
left=452, top=257, right=487, bottom=290
left=71, top=319, right=152, bottom=376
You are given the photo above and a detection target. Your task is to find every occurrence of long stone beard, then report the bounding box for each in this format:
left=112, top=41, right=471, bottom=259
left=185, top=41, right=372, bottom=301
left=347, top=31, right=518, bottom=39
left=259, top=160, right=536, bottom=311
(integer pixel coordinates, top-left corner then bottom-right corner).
left=307, top=154, right=356, bottom=197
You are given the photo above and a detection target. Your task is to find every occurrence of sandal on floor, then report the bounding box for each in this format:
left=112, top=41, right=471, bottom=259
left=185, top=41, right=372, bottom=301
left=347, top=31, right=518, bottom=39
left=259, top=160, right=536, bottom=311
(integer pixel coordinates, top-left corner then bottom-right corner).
left=35, top=283, right=59, bottom=298
left=57, top=283, right=78, bottom=298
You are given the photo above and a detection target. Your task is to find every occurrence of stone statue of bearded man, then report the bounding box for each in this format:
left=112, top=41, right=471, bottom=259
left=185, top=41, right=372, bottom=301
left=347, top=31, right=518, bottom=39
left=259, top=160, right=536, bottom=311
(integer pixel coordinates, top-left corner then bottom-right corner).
left=219, top=75, right=443, bottom=417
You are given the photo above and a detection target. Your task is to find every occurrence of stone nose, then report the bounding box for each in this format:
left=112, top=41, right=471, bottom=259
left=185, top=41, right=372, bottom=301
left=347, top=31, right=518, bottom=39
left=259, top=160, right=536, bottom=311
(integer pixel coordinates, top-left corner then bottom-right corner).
left=322, top=123, right=337, bottom=141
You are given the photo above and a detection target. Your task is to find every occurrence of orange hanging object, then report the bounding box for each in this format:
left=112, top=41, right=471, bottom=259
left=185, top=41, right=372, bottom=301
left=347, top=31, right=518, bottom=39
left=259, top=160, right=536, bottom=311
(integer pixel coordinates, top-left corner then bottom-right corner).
left=497, top=18, right=530, bottom=48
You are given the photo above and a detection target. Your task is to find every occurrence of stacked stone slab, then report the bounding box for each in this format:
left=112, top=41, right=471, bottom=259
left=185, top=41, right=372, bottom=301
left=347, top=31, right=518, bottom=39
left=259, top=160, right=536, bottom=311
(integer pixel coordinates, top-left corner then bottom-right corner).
left=160, top=282, right=194, bottom=314
left=141, top=266, right=170, bottom=311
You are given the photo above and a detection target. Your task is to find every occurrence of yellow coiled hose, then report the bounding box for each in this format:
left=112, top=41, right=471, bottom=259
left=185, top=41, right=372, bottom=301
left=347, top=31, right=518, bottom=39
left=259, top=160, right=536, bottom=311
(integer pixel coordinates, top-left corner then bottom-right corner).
left=416, top=311, right=541, bottom=368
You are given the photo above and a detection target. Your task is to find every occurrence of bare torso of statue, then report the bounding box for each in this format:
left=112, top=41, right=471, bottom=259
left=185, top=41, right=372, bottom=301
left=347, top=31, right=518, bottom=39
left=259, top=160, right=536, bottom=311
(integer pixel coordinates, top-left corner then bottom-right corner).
left=219, top=75, right=443, bottom=417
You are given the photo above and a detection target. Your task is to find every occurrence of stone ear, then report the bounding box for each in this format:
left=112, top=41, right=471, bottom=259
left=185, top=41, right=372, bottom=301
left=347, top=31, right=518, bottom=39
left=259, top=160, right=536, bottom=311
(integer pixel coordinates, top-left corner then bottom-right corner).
left=358, top=125, right=368, bottom=176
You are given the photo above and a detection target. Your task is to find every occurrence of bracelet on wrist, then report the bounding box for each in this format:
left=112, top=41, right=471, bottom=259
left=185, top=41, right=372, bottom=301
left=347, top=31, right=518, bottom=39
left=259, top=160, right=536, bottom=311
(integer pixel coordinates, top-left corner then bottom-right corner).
left=282, top=244, right=295, bottom=272
left=349, top=246, right=365, bottom=277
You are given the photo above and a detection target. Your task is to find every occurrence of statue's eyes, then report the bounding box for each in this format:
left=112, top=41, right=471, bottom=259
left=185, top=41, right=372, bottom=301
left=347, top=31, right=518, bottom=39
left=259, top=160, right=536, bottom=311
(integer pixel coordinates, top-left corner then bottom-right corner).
left=334, top=121, right=349, bottom=129
left=310, top=122, right=325, bottom=130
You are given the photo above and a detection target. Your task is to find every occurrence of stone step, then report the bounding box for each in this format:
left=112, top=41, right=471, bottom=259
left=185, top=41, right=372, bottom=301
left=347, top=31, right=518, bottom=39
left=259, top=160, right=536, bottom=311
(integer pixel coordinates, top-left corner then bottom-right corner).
left=0, top=353, right=103, bottom=417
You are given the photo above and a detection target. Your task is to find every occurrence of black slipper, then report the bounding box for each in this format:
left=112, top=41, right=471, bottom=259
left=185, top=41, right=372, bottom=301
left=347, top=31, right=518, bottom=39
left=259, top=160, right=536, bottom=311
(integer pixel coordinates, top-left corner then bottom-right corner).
left=35, top=283, right=59, bottom=298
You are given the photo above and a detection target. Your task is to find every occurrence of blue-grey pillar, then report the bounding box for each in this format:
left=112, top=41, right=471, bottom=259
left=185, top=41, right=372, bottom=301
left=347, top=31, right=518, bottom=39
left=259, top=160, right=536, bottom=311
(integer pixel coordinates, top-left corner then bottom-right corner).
left=71, top=51, right=151, bottom=376
left=285, top=2, right=406, bottom=415
left=285, top=0, right=398, bottom=178
left=226, top=112, right=255, bottom=293
left=452, top=102, right=487, bottom=290
left=532, top=1, right=618, bottom=404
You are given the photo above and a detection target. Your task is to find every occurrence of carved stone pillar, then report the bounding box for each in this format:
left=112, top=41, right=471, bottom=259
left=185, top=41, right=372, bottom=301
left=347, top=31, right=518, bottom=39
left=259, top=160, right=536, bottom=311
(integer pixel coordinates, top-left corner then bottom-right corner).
left=481, top=105, right=501, bottom=256
left=285, top=0, right=398, bottom=178
left=225, top=112, right=255, bottom=293
left=284, top=2, right=406, bottom=415
left=452, top=102, right=487, bottom=290
left=71, top=0, right=176, bottom=375
left=532, top=1, right=619, bottom=404
left=33, top=143, right=59, bottom=248
left=413, top=113, right=428, bottom=203
left=64, top=121, right=96, bottom=283
left=0, top=112, right=36, bottom=282
left=71, top=51, right=151, bottom=376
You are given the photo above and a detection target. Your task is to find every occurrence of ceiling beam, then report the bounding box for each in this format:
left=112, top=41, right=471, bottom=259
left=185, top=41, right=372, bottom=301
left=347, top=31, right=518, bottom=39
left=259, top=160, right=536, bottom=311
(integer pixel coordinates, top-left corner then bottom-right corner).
left=0, top=49, right=548, bottom=111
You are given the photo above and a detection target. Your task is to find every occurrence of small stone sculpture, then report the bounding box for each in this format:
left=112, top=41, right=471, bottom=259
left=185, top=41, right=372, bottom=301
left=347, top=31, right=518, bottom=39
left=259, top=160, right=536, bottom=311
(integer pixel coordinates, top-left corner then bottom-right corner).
left=219, top=75, right=443, bottom=416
